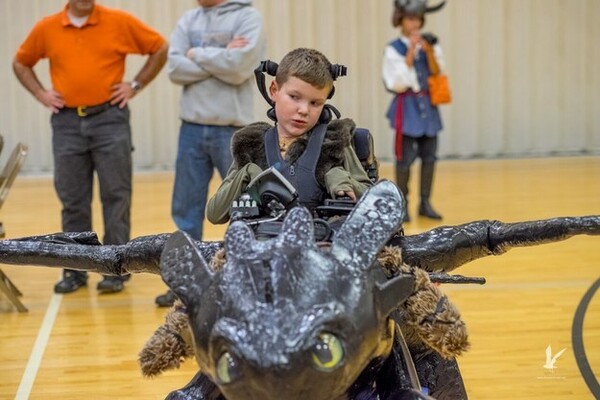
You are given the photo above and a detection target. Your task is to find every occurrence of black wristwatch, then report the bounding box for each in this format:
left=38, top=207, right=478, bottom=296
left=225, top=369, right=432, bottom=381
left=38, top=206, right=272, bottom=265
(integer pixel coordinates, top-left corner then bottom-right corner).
left=130, top=80, right=142, bottom=92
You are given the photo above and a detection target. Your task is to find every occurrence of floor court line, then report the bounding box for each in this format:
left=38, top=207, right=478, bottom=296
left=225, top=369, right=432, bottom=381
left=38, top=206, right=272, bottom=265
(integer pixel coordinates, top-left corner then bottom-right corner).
left=15, top=288, right=62, bottom=400
left=572, top=278, right=600, bottom=398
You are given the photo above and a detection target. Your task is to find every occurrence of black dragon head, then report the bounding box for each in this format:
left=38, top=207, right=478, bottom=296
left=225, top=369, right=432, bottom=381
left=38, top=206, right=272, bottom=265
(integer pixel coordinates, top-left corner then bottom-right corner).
left=160, top=181, right=415, bottom=400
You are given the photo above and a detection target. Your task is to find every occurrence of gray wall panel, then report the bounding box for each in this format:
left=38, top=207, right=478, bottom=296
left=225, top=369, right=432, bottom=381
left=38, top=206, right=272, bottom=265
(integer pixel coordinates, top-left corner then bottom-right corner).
left=1, top=0, right=598, bottom=173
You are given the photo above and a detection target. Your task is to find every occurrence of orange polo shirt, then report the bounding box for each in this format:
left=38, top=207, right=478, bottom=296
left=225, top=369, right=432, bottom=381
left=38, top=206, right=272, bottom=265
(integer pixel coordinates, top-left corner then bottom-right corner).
left=15, top=4, right=166, bottom=107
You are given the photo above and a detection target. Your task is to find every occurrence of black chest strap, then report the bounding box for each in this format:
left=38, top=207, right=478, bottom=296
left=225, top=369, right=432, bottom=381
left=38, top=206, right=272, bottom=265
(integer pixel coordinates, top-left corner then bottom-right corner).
left=264, top=124, right=328, bottom=173
left=264, top=124, right=328, bottom=209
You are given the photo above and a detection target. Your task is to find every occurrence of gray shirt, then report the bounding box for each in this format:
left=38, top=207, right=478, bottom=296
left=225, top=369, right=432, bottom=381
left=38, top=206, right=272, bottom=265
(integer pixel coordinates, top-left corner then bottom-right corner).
left=168, top=0, right=265, bottom=127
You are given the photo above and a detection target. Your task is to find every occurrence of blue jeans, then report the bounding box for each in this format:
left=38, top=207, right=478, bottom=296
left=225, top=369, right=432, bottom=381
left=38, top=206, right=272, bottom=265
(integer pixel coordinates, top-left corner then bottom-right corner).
left=171, top=122, right=237, bottom=240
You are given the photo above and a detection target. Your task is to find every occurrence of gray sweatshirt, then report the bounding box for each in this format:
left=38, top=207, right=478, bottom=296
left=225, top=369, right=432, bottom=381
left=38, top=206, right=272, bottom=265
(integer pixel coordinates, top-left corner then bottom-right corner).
left=168, top=0, right=265, bottom=127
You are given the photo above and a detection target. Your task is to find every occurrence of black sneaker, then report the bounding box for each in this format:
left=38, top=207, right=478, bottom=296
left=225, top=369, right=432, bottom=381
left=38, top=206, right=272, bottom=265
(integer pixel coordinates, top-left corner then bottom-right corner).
left=155, top=290, right=176, bottom=307
left=97, top=275, right=126, bottom=294
left=54, top=270, right=88, bottom=294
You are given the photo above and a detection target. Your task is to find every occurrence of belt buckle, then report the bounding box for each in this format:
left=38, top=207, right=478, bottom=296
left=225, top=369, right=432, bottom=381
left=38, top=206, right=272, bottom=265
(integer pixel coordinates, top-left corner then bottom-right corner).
left=77, top=106, right=87, bottom=117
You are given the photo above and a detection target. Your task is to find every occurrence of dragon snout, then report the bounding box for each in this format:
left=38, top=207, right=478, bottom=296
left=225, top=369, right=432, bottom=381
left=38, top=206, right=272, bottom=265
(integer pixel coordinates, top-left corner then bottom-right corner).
left=221, top=356, right=345, bottom=400
left=235, top=373, right=341, bottom=400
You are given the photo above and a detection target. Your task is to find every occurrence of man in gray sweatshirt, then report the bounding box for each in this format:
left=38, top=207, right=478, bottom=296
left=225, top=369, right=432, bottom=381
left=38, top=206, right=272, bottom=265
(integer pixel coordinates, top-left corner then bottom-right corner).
left=157, top=0, right=265, bottom=306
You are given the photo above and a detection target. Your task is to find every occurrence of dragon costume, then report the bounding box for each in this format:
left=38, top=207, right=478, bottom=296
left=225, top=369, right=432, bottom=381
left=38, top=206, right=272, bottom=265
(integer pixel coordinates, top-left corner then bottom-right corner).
left=0, top=181, right=599, bottom=399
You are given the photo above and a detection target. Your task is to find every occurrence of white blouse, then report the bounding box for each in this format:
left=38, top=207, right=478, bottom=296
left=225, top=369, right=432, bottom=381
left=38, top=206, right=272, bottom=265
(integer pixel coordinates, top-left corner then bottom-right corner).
left=382, top=35, right=445, bottom=94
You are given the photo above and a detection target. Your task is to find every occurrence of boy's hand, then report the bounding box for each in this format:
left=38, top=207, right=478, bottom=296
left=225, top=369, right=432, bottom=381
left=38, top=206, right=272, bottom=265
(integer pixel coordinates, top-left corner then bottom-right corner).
left=326, top=167, right=358, bottom=201
left=336, top=190, right=356, bottom=201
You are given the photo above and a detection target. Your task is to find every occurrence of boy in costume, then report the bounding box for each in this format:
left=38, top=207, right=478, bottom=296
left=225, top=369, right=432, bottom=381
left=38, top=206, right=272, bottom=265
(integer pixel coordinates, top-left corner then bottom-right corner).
left=206, top=48, right=373, bottom=224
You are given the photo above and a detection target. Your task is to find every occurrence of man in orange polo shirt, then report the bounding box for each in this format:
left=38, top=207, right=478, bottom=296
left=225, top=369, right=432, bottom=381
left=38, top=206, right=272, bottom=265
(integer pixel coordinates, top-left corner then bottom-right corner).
left=13, top=0, right=168, bottom=294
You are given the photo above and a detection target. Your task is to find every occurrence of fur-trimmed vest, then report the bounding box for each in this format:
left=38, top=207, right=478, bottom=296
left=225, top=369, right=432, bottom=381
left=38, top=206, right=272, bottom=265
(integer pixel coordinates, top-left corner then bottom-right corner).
left=231, top=118, right=357, bottom=188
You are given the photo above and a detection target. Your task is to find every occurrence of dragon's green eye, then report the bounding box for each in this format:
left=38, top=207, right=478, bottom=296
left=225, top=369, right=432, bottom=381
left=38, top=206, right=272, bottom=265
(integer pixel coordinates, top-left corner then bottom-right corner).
left=311, top=332, right=344, bottom=371
left=216, top=352, right=241, bottom=384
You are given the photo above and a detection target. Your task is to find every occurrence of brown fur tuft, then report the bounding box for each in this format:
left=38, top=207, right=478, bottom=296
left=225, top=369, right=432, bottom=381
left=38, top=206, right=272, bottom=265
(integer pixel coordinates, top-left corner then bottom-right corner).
left=401, top=270, right=470, bottom=358
left=138, top=300, right=194, bottom=377
left=209, top=248, right=226, bottom=272
left=377, top=246, right=470, bottom=358
left=230, top=118, right=355, bottom=187
left=138, top=248, right=229, bottom=377
left=377, top=246, right=404, bottom=277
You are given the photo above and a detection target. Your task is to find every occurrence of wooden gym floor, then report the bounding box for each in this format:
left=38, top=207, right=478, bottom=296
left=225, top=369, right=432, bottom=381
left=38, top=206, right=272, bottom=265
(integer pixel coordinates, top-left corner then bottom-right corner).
left=0, top=156, right=598, bottom=399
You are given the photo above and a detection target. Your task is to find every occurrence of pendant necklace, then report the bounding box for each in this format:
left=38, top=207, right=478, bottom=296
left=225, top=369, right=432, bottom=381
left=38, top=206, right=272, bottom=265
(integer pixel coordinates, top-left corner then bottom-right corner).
left=279, top=137, right=293, bottom=152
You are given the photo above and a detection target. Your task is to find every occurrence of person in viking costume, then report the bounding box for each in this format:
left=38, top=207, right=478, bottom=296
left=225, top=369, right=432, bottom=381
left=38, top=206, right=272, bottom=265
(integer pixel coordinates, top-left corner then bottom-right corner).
left=383, top=0, right=447, bottom=222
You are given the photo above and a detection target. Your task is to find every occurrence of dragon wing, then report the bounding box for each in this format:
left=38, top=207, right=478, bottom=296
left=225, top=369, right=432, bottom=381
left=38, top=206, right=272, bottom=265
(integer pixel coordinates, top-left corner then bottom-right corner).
left=396, top=216, right=600, bottom=273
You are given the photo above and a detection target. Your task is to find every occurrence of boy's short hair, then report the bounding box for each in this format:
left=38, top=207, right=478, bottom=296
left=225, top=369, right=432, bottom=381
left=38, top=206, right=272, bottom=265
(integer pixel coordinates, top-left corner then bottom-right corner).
left=275, top=48, right=333, bottom=91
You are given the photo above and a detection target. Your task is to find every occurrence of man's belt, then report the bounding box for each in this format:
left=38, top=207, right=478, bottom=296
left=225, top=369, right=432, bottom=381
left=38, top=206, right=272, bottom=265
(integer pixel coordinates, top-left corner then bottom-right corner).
left=68, top=102, right=112, bottom=117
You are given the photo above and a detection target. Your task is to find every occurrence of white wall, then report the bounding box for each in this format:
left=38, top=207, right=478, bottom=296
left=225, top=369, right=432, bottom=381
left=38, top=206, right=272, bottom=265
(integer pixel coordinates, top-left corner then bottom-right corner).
left=1, top=0, right=599, bottom=173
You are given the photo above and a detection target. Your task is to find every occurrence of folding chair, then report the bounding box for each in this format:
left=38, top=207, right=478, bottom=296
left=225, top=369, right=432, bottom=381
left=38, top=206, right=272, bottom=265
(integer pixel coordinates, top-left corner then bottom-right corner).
left=0, top=141, right=29, bottom=312
left=0, top=270, right=27, bottom=312
left=0, top=142, right=28, bottom=212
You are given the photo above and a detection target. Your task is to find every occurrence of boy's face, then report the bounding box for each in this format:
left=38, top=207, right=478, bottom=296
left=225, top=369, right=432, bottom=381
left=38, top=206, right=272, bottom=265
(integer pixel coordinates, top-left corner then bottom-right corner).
left=269, top=77, right=330, bottom=139
left=400, top=14, right=423, bottom=36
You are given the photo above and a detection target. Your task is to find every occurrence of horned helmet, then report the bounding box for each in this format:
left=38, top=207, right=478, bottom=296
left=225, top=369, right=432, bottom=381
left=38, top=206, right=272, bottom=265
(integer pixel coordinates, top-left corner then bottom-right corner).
left=392, top=0, right=446, bottom=27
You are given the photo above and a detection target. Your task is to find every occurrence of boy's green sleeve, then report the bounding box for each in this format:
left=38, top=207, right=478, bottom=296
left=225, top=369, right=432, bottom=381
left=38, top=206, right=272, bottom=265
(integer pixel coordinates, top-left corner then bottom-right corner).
left=206, top=163, right=263, bottom=224
left=324, top=147, right=374, bottom=198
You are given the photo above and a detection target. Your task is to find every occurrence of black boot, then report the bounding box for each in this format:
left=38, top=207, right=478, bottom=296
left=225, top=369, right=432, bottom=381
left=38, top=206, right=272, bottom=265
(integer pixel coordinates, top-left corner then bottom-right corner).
left=419, top=198, right=442, bottom=219
left=395, top=164, right=411, bottom=223
left=54, top=269, right=88, bottom=294
left=419, top=162, right=442, bottom=220
left=155, top=290, right=176, bottom=307
left=97, top=274, right=129, bottom=294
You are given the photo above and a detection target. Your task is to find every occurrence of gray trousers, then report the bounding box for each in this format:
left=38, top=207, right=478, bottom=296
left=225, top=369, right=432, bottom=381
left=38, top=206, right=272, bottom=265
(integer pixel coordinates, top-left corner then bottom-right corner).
left=51, top=106, right=132, bottom=247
